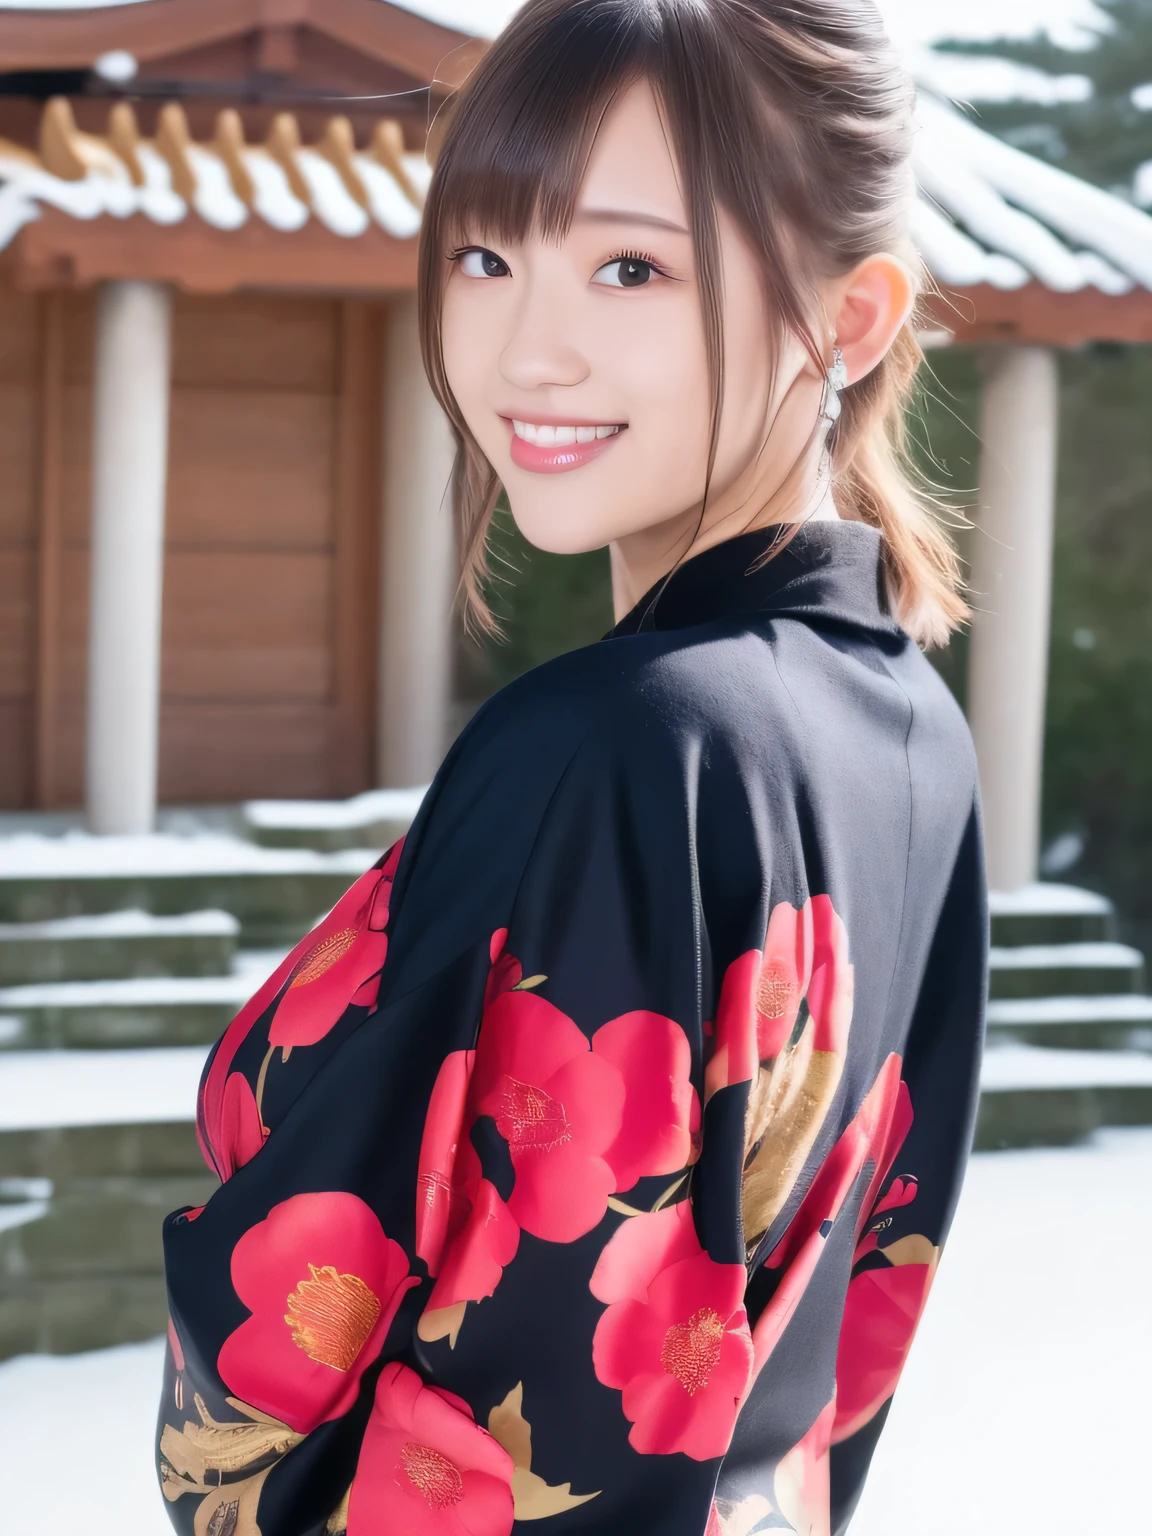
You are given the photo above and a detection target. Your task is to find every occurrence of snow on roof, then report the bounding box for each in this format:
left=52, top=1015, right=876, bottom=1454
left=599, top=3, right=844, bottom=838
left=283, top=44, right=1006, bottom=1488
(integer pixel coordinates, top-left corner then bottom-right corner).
left=0, top=99, right=428, bottom=252
left=4, top=82, right=1152, bottom=298
left=914, top=92, right=1152, bottom=294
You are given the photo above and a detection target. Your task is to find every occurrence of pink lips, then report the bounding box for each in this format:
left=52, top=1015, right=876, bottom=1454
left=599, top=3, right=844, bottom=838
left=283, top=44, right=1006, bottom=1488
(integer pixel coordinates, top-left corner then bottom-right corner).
left=505, top=419, right=626, bottom=475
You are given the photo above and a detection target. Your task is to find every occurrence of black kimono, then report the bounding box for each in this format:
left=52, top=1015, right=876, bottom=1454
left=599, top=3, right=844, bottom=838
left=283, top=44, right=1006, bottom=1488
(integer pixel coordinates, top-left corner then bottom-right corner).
left=157, top=519, right=988, bottom=1536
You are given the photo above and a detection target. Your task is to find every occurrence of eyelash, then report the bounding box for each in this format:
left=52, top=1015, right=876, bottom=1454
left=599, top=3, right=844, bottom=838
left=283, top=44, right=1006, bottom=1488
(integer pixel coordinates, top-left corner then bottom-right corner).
left=446, top=245, right=671, bottom=280
left=605, top=247, right=669, bottom=278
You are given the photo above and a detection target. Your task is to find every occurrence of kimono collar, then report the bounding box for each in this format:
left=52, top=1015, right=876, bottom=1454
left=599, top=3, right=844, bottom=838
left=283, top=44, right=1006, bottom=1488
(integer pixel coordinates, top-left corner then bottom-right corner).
left=606, top=519, right=903, bottom=641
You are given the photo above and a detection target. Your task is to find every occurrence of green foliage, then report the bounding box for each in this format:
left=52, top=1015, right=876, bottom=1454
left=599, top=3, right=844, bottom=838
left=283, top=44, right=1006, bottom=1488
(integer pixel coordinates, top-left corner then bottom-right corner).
left=458, top=499, right=614, bottom=699
left=934, top=1, right=1152, bottom=189
left=922, top=345, right=1152, bottom=950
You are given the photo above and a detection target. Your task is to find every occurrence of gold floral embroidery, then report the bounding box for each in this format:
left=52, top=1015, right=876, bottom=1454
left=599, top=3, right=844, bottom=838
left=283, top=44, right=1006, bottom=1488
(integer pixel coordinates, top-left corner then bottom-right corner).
left=399, top=1441, right=466, bottom=1508
left=417, top=1300, right=467, bottom=1348
left=496, top=1075, right=571, bottom=1152
left=205, top=1497, right=240, bottom=1536
left=660, top=1306, right=726, bottom=1396
left=159, top=1396, right=303, bottom=1536
left=418, top=1168, right=451, bottom=1209
left=325, top=1486, right=352, bottom=1535
left=160, top=1393, right=301, bottom=1483
left=488, top=1382, right=600, bottom=1517
left=757, top=962, right=798, bottom=1019
left=284, top=1264, right=380, bottom=1371
left=712, top=1494, right=775, bottom=1536
left=742, top=1042, right=842, bottom=1253
left=289, top=928, right=358, bottom=988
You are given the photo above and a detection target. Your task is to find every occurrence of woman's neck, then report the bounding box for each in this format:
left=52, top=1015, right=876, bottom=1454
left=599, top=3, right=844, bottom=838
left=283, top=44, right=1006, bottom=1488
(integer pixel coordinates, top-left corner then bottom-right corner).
left=609, top=476, right=841, bottom=624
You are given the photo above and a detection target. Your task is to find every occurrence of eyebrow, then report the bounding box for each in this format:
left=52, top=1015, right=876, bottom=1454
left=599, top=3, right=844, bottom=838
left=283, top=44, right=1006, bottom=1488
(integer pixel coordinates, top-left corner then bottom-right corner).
left=573, top=207, right=690, bottom=235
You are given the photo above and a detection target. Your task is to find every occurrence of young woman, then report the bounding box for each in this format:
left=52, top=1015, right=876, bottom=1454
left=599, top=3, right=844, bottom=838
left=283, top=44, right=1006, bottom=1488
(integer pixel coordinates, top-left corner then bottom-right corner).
left=157, top=4, right=988, bottom=1534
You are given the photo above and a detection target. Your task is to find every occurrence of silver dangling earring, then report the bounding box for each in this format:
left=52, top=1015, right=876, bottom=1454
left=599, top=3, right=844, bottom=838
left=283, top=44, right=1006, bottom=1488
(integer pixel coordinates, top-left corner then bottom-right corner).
left=820, top=344, right=848, bottom=432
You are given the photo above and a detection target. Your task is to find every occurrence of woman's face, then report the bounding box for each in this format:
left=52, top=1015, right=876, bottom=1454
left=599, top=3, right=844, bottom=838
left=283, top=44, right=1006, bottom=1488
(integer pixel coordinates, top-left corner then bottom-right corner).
left=440, top=76, right=825, bottom=576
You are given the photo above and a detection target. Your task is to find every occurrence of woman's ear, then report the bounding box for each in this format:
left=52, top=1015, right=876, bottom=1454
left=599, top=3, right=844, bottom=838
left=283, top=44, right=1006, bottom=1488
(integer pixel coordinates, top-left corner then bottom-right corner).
left=828, top=253, right=917, bottom=386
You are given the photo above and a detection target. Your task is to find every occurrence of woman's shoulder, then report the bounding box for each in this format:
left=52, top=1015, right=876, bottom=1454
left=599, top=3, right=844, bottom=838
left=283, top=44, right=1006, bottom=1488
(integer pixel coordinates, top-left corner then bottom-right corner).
left=452, top=623, right=794, bottom=794
left=382, top=632, right=744, bottom=993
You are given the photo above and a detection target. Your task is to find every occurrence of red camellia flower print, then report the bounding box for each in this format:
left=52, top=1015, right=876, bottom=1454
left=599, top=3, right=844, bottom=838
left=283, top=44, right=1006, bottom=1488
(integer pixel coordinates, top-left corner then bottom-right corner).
left=472, top=990, right=699, bottom=1243
left=347, top=1361, right=514, bottom=1536
left=416, top=953, right=701, bottom=1334
left=416, top=1048, right=520, bottom=1343
left=216, top=1071, right=268, bottom=1178
left=706, top=896, right=853, bottom=1101
left=832, top=1166, right=938, bottom=1444
left=773, top=1400, right=836, bottom=1536
left=484, top=927, right=523, bottom=1007
left=747, top=1055, right=909, bottom=1386
left=833, top=1252, right=936, bottom=1443
left=269, top=843, right=401, bottom=1053
left=590, top=1202, right=753, bottom=1460
left=217, top=1191, right=418, bottom=1435
left=198, top=841, right=404, bottom=1178
left=416, top=1049, right=476, bottom=1275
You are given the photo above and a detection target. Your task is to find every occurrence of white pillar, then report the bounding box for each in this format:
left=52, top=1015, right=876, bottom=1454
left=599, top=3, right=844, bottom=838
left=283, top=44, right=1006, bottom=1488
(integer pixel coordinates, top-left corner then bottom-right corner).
left=378, top=293, right=457, bottom=787
left=967, top=345, right=1060, bottom=892
left=86, top=281, right=173, bottom=835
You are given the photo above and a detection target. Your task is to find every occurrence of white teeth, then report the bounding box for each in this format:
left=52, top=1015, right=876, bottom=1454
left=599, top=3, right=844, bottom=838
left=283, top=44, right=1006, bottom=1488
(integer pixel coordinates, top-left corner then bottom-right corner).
left=512, top=419, right=622, bottom=446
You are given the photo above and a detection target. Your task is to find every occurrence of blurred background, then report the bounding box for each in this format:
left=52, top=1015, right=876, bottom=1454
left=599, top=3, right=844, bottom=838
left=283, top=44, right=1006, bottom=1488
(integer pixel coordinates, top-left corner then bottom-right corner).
left=0, top=1, right=1149, bottom=1532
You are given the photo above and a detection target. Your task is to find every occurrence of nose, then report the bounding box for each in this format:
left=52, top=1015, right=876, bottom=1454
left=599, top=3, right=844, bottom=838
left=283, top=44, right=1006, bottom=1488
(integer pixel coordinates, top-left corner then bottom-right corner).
left=498, top=271, right=590, bottom=392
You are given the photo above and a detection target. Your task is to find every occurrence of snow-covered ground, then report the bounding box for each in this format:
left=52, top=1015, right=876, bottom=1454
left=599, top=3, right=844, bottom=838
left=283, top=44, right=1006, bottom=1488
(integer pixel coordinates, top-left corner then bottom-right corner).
left=0, top=1128, right=1146, bottom=1533
left=244, top=784, right=427, bottom=833
left=851, top=1127, right=1152, bottom=1536
left=0, top=831, right=375, bottom=879
left=0, top=1045, right=209, bottom=1130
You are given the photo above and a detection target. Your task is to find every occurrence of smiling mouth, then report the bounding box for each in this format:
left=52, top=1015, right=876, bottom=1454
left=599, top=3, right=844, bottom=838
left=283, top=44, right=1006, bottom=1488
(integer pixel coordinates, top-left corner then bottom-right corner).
left=511, top=419, right=624, bottom=446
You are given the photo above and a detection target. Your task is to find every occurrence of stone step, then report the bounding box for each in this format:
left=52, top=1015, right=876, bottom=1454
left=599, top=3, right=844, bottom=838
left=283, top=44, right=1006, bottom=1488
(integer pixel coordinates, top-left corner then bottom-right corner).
left=0, top=908, right=238, bottom=988
left=0, top=949, right=286, bottom=1050
left=0, top=1175, right=215, bottom=1282
left=989, top=941, right=1144, bottom=999
left=0, top=1175, right=215, bottom=1358
left=0, top=1274, right=171, bottom=1358
left=0, top=1047, right=214, bottom=1359
left=0, top=1047, right=209, bottom=1177
left=0, top=1034, right=1149, bottom=1357
left=975, top=1045, right=1152, bottom=1150
left=987, top=994, right=1152, bottom=1052
left=989, top=883, right=1115, bottom=948
left=244, top=785, right=425, bottom=852
left=0, top=833, right=375, bottom=945
left=0, top=1118, right=204, bottom=1183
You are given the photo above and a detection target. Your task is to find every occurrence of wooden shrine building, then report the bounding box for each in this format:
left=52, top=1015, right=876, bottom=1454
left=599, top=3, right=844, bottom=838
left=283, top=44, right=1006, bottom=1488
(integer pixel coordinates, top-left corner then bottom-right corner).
left=0, top=0, right=481, bottom=828
left=4, top=0, right=1152, bottom=893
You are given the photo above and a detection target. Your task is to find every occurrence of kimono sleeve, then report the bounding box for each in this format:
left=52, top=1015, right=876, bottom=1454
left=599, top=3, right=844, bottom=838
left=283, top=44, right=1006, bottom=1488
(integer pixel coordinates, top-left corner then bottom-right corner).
left=827, top=793, right=989, bottom=1532
left=405, top=720, right=757, bottom=1530
left=155, top=704, right=745, bottom=1536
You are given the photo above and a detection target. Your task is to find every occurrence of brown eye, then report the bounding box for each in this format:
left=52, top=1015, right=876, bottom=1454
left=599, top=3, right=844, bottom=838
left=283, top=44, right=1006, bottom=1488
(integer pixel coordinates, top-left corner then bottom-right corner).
left=592, top=255, right=657, bottom=288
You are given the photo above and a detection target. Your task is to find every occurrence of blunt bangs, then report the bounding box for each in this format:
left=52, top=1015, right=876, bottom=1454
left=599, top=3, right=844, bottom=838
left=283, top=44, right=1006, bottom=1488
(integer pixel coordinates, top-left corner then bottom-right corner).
left=418, top=0, right=969, bottom=649
left=428, top=8, right=653, bottom=253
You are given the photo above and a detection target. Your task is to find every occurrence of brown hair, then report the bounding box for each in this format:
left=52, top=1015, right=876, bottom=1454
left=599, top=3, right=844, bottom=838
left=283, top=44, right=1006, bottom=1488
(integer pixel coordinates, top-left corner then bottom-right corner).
left=417, top=0, right=968, bottom=648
